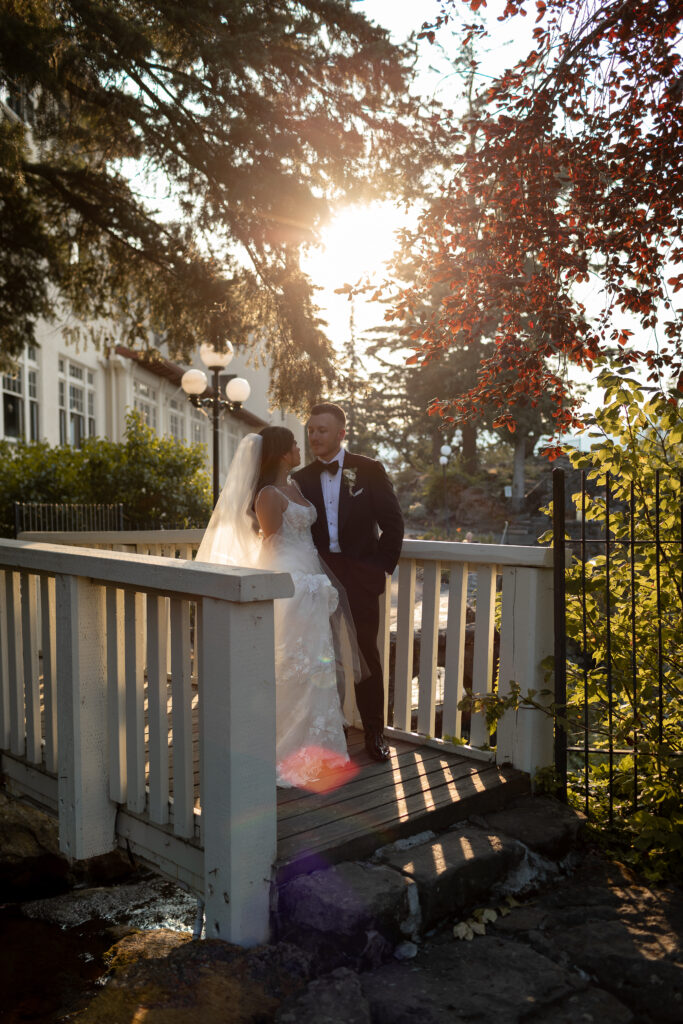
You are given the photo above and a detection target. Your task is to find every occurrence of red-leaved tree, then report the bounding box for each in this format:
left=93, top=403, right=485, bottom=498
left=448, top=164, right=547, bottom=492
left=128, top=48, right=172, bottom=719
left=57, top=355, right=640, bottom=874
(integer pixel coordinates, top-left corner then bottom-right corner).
left=388, top=0, right=683, bottom=448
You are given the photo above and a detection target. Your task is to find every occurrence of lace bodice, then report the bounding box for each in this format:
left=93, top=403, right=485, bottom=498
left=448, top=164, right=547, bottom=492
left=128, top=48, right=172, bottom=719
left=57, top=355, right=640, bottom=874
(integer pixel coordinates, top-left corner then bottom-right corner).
left=279, top=494, right=317, bottom=537
left=257, top=488, right=321, bottom=575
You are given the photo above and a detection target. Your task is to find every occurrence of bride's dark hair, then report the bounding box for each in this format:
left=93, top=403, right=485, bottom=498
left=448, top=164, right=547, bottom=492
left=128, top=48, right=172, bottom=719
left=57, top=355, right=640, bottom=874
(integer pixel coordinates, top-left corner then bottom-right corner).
left=255, top=426, right=295, bottom=496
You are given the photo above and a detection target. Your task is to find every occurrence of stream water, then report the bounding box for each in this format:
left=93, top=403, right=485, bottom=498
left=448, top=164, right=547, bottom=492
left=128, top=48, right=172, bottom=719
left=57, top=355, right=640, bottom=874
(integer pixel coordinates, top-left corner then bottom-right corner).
left=0, top=875, right=197, bottom=1022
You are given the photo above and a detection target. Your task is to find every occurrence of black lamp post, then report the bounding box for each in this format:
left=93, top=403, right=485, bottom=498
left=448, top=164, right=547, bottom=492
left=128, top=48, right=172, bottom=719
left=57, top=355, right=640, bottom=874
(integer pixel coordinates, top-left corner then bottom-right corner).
left=181, top=342, right=251, bottom=506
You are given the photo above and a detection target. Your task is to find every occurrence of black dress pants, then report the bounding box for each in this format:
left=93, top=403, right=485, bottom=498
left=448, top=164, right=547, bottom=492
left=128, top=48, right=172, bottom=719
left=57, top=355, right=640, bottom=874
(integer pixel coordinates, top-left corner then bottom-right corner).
left=322, top=551, right=385, bottom=731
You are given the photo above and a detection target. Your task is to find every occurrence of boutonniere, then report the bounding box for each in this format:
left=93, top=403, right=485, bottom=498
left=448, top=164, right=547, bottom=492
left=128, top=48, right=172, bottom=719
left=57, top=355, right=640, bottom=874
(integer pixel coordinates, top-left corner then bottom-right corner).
left=342, top=467, right=363, bottom=497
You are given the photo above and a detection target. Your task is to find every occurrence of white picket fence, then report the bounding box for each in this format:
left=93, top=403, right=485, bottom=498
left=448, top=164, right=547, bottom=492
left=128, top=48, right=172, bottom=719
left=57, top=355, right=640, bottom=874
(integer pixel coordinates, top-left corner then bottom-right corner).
left=1, top=530, right=555, bottom=946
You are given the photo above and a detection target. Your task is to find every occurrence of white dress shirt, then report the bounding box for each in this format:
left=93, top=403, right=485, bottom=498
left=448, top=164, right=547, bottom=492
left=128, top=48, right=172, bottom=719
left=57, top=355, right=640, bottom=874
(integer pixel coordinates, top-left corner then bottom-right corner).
left=319, top=449, right=344, bottom=553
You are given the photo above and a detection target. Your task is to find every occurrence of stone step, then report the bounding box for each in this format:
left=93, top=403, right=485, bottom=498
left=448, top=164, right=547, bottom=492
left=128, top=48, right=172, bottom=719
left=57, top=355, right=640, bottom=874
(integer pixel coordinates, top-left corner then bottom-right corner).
left=274, top=795, right=585, bottom=972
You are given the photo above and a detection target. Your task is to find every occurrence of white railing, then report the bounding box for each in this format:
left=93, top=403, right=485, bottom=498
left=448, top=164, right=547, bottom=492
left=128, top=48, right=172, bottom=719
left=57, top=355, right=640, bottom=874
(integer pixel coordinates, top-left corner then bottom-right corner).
left=380, top=539, right=555, bottom=777
left=4, top=531, right=556, bottom=945
left=0, top=538, right=292, bottom=946
left=17, top=529, right=556, bottom=776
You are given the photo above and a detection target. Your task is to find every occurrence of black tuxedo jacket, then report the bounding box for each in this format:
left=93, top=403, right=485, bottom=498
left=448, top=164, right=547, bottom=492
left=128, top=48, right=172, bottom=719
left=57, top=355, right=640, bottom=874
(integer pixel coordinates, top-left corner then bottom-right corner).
left=293, top=452, right=404, bottom=583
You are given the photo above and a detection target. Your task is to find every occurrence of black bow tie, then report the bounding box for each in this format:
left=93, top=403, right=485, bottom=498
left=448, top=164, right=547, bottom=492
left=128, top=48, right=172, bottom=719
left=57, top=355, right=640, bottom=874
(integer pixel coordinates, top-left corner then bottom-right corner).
left=319, top=461, right=340, bottom=476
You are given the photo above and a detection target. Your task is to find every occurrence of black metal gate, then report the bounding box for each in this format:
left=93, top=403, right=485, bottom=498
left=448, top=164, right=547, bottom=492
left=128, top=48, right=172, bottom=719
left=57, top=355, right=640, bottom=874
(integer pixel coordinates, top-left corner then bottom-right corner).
left=552, top=466, right=683, bottom=822
left=14, top=501, right=125, bottom=536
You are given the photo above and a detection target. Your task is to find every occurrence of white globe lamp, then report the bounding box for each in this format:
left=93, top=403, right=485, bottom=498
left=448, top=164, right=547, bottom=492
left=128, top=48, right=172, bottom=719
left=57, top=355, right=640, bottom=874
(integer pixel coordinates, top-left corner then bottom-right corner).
left=181, top=368, right=208, bottom=396
left=199, top=341, right=234, bottom=370
left=439, top=455, right=448, bottom=466
left=440, top=444, right=452, bottom=457
left=225, top=376, right=251, bottom=405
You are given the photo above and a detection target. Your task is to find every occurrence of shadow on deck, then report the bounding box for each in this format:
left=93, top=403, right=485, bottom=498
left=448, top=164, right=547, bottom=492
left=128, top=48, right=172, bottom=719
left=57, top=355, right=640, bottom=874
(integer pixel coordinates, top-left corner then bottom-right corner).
left=274, top=728, right=529, bottom=884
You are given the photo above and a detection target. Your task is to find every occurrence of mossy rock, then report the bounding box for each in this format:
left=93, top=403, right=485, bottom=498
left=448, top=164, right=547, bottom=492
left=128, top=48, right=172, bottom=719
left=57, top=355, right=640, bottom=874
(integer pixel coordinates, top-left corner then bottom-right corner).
left=77, top=934, right=312, bottom=1023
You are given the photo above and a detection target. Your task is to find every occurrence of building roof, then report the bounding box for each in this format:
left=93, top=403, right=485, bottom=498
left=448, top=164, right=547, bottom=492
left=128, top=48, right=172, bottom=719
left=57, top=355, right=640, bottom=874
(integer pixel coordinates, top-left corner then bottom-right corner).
left=115, top=345, right=268, bottom=429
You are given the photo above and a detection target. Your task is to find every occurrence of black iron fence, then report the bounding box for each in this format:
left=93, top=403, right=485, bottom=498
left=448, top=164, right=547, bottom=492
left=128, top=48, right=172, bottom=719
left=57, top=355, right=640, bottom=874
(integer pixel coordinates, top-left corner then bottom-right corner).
left=14, top=502, right=125, bottom=536
left=552, top=466, right=683, bottom=823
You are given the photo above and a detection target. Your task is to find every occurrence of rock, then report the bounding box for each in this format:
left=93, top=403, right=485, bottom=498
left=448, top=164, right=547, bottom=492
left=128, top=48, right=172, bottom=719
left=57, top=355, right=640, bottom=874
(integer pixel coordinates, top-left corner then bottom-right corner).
left=78, top=936, right=312, bottom=1024
left=0, top=792, right=135, bottom=902
left=393, top=940, right=419, bottom=960
left=21, top=877, right=198, bottom=931
left=276, top=967, right=372, bottom=1023
left=381, top=824, right=524, bottom=929
left=0, top=791, right=69, bottom=900
left=471, top=795, right=586, bottom=860
left=543, top=919, right=683, bottom=1022
left=103, top=928, right=191, bottom=972
left=361, top=936, right=631, bottom=1024
left=276, top=861, right=414, bottom=971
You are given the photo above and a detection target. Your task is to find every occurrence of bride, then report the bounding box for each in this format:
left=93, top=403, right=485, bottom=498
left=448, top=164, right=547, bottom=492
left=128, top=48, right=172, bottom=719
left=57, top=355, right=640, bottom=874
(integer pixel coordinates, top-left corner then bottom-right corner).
left=196, top=426, right=360, bottom=788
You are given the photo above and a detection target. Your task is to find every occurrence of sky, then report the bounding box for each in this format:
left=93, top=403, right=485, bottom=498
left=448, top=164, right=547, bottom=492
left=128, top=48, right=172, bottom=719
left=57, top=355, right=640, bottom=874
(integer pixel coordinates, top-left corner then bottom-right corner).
left=301, top=1, right=537, bottom=374
left=301, top=2, right=610, bottom=421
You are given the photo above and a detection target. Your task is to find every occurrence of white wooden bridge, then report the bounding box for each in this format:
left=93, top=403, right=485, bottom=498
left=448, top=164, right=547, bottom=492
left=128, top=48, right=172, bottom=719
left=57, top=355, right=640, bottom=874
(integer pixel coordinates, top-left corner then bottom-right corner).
left=0, top=531, right=554, bottom=946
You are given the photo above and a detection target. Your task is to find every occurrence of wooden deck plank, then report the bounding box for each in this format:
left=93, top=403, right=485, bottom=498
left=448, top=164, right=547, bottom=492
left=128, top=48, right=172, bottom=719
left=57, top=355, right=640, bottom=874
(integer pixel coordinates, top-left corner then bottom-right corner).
left=277, top=751, right=479, bottom=829
left=276, top=744, right=451, bottom=816
left=276, top=765, right=529, bottom=880
left=277, top=760, right=511, bottom=846
left=273, top=728, right=529, bottom=881
left=277, top=759, right=484, bottom=834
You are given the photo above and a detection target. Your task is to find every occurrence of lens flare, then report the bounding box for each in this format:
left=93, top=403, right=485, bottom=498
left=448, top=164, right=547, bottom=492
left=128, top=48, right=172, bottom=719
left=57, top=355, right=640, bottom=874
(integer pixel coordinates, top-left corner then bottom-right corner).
left=278, top=745, right=360, bottom=794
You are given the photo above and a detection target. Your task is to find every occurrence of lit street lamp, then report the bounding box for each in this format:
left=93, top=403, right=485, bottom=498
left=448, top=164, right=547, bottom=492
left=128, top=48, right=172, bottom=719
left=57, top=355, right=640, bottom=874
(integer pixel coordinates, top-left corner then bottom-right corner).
left=439, top=443, right=452, bottom=537
left=181, top=342, right=251, bottom=506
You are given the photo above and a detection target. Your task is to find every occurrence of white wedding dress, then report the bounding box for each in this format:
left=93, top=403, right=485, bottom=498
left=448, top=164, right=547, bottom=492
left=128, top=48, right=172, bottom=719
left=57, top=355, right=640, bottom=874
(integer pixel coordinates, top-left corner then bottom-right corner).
left=195, top=433, right=355, bottom=790
left=256, top=487, right=350, bottom=787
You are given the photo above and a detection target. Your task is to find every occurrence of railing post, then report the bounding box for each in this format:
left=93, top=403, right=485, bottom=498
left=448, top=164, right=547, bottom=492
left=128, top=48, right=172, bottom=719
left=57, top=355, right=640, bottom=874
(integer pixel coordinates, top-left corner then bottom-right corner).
left=55, top=574, right=117, bottom=860
left=496, top=565, right=555, bottom=778
left=199, top=596, right=277, bottom=947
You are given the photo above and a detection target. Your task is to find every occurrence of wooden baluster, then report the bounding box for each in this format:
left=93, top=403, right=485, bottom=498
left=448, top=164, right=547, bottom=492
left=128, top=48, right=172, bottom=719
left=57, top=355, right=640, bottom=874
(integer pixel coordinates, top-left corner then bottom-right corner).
left=378, top=580, right=392, bottom=729
left=21, top=573, right=41, bottom=764
left=417, top=560, right=441, bottom=736
left=147, top=595, right=169, bottom=824
left=55, top=574, right=115, bottom=860
left=469, top=564, right=497, bottom=747
left=442, top=563, right=468, bottom=741
left=170, top=597, right=193, bottom=838
left=40, top=577, right=57, bottom=772
left=107, top=588, right=126, bottom=804
left=124, top=590, right=146, bottom=813
left=6, top=572, right=24, bottom=756
left=393, top=559, right=416, bottom=731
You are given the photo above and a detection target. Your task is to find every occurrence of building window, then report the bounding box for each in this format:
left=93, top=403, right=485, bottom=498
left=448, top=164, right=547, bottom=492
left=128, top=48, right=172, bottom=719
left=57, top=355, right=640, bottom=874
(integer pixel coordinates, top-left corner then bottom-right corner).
left=190, top=408, right=206, bottom=445
left=28, top=369, right=39, bottom=441
left=168, top=397, right=186, bottom=441
left=3, top=370, right=24, bottom=439
left=1, top=346, right=41, bottom=442
left=58, top=359, right=95, bottom=447
left=133, top=378, right=158, bottom=430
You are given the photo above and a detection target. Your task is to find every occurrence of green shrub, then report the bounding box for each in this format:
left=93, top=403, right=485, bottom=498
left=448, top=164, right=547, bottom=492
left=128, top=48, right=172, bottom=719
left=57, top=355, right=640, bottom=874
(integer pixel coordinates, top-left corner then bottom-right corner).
left=556, top=368, right=683, bottom=881
left=462, top=366, right=683, bottom=880
left=0, top=411, right=212, bottom=535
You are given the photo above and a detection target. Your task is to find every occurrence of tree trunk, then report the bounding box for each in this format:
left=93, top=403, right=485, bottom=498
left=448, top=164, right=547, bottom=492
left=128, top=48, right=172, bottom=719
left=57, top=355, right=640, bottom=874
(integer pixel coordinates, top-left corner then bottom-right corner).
left=511, top=433, right=526, bottom=513
left=461, top=422, right=478, bottom=475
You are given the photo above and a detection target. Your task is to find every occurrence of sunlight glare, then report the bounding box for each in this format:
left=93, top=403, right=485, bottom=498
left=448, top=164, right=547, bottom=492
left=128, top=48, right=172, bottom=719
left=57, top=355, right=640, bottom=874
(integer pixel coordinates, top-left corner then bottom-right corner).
left=303, top=202, right=404, bottom=291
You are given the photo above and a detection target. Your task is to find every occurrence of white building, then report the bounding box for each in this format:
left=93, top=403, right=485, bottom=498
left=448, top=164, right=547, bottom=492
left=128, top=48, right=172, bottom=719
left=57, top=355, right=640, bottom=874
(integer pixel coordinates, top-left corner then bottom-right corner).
left=1, top=94, right=304, bottom=474
left=1, top=323, right=305, bottom=481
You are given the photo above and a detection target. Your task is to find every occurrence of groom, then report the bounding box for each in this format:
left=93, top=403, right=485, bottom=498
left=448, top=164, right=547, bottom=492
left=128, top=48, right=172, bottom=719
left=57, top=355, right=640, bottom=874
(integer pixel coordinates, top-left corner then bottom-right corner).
left=293, top=402, right=404, bottom=762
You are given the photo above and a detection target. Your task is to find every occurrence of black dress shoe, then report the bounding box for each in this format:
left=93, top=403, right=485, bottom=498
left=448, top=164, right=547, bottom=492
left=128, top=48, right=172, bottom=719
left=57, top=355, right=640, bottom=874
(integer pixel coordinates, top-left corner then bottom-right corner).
left=364, top=727, right=390, bottom=762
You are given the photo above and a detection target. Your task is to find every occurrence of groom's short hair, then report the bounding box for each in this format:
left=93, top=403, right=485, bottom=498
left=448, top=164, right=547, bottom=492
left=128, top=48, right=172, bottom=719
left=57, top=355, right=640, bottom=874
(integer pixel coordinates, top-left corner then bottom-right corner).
left=310, top=402, right=346, bottom=427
